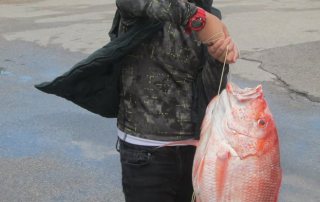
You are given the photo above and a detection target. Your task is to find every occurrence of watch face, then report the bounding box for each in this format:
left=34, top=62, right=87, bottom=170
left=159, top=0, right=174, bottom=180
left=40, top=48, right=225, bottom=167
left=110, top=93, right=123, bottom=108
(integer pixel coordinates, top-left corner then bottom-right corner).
left=191, top=18, right=203, bottom=28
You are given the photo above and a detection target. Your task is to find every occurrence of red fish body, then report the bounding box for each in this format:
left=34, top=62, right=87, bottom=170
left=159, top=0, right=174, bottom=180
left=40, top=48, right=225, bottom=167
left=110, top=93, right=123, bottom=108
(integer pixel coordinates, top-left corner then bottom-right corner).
left=192, top=83, right=282, bottom=202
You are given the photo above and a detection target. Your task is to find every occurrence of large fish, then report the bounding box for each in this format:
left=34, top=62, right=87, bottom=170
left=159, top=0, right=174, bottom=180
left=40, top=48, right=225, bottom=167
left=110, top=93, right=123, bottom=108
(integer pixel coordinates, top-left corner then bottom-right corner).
left=192, top=83, right=282, bottom=202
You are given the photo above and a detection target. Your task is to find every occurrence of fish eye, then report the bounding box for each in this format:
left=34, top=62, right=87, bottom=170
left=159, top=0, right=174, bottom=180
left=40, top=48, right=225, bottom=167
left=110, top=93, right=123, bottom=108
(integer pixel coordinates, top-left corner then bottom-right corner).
left=257, top=118, right=267, bottom=128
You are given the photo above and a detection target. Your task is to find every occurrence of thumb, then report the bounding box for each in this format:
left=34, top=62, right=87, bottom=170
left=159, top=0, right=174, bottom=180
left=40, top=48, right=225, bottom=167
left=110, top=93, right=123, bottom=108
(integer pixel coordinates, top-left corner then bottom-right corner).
left=222, top=23, right=230, bottom=37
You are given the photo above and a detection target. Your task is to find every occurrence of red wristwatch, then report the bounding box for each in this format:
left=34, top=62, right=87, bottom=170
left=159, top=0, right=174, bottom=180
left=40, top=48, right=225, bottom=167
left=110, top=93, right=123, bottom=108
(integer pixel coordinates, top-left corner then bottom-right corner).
left=185, top=8, right=206, bottom=34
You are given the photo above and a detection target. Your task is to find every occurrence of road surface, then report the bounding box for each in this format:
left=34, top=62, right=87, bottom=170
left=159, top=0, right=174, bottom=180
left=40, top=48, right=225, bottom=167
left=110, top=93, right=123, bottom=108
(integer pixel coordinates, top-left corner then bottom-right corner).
left=0, top=0, right=319, bottom=201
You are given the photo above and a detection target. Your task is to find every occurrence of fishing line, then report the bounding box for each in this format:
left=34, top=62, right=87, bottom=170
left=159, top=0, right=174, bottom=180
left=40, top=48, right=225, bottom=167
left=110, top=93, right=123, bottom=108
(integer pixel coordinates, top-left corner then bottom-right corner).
left=191, top=45, right=230, bottom=202
left=218, top=45, right=229, bottom=95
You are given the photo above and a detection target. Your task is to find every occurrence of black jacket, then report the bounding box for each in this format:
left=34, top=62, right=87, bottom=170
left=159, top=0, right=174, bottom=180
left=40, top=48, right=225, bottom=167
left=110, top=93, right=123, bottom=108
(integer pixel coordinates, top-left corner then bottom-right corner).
left=35, top=11, right=163, bottom=117
left=34, top=5, right=228, bottom=138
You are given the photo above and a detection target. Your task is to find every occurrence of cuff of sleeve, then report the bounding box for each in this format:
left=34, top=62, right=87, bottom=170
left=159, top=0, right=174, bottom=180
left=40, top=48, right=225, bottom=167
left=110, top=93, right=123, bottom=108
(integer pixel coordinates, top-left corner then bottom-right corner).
left=183, top=3, right=198, bottom=34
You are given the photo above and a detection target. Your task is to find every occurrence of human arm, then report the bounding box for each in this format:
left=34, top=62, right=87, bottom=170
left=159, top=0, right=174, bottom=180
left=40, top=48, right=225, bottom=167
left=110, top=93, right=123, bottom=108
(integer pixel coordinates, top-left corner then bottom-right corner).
left=115, top=0, right=197, bottom=26
left=116, top=0, right=238, bottom=63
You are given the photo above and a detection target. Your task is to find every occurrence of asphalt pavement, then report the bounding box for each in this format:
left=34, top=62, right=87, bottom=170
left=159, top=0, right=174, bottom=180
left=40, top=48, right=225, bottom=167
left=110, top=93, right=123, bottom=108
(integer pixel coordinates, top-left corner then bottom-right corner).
left=0, top=0, right=319, bottom=201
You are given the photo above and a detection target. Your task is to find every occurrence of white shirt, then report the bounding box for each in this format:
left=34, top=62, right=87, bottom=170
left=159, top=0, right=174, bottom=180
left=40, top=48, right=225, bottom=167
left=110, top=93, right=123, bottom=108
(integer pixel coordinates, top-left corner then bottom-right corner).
left=117, top=129, right=195, bottom=147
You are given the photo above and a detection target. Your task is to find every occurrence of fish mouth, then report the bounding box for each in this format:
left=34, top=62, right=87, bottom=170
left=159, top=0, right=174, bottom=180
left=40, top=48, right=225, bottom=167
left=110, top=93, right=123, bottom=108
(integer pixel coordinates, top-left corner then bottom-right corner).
left=226, top=83, right=263, bottom=101
left=224, top=82, right=267, bottom=139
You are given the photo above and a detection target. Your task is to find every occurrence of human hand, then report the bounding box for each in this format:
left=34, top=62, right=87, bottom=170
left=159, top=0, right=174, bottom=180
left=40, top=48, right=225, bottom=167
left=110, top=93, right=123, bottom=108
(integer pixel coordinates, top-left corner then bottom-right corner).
left=195, top=13, right=239, bottom=64
left=207, top=36, right=239, bottom=64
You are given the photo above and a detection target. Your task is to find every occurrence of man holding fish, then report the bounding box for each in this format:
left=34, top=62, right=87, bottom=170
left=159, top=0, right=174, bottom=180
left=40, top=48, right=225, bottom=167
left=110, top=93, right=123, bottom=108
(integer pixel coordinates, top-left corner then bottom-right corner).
left=36, top=0, right=281, bottom=201
left=114, top=0, right=239, bottom=201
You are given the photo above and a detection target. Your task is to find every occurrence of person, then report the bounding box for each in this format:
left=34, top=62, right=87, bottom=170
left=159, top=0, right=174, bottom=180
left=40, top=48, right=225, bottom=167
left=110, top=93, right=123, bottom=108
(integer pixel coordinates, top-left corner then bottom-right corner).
left=114, top=0, right=238, bottom=202
left=34, top=0, right=238, bottom=201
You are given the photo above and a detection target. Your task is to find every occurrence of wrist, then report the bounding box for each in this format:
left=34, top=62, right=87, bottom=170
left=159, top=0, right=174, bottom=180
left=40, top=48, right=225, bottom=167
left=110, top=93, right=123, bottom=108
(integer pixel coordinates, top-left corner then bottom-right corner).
left=196, top=12, right=225, bottom=44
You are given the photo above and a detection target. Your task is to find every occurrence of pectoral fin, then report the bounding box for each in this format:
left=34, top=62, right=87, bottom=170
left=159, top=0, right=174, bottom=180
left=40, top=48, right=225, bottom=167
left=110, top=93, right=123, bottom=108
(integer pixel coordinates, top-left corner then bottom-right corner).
left=216, top=148, right=230, bottom=201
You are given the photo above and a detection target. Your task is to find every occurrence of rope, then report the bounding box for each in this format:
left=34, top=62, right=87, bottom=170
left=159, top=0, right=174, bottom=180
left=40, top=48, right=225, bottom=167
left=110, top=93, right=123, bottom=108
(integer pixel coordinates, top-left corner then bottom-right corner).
left=191, top=44, right=230, bottom=202
left=217, top=45, right=229, bottom=96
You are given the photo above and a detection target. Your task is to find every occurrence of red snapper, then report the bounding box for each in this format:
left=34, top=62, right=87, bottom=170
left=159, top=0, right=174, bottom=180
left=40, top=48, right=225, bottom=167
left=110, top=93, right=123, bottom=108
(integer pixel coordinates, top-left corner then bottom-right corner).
left=192, top=83, right=282, bottom=202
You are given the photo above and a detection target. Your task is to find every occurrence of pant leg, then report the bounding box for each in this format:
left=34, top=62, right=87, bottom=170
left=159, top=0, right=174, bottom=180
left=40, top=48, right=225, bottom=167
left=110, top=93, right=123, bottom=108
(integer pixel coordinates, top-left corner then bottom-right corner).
left=119, top=140, right=196, bottom=202
left=119, top=140, right=179, bottom=202
left=175, top=146, right=196, bottom=202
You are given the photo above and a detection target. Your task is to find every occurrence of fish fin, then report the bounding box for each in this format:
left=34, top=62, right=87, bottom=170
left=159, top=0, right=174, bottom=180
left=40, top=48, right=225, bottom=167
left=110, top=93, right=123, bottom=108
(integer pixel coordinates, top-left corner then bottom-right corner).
left=197, top=157, right=206, bottom=183
left=193, top=155, right=206, bottom=195
left=191, top=192, right=202, bottom=202
left=158, top=140, right=199, bottom=148
left=215, top=148, right=230, bottom=201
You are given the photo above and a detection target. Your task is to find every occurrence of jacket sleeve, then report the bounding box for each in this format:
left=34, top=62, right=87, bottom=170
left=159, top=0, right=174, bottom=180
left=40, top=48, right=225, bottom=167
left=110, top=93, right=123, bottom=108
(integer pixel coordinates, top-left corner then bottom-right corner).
left=116, top=0, right=197, bottom=26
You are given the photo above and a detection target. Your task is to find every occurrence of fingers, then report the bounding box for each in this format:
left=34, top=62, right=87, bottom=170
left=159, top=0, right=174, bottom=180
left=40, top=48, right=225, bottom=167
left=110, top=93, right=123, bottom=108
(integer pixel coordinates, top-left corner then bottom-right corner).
left=222, top=23, right=229, bottom=37
left=227, top=43, right=240, bottom=63
left=217, top=50, right=236, bottom=64
left=226, top=50, right=236, bottom=63
left=208, top=37, right=229, bottom=59
left=207, top=36, right=239, bottom=64
left=233, top=43, right=240, bottom=62
left=214, top=37, right=231, bottom=57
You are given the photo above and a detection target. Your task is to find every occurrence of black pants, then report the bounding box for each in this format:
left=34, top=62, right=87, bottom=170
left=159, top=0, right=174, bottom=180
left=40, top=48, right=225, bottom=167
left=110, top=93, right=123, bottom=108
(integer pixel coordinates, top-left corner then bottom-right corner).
left=118, top=139, right=196, bottom=202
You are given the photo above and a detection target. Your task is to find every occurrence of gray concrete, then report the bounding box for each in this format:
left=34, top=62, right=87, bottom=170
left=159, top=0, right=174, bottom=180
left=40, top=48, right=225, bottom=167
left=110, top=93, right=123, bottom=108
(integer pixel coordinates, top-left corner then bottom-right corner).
left=241, top=41, right=320, bottom=102
left=0, top=0, right=319, bottom=201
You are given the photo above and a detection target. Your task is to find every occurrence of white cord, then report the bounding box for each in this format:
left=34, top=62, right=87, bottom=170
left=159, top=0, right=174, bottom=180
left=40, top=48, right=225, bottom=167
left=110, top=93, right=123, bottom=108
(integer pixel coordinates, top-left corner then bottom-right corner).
left=217, top=45, right=229, bottom=95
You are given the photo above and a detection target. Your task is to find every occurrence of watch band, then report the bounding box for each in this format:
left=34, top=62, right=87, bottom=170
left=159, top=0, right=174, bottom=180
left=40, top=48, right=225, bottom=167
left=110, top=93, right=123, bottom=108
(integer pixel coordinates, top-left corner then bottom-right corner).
left=185, top=7, right=206, bottom=34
